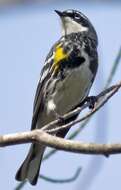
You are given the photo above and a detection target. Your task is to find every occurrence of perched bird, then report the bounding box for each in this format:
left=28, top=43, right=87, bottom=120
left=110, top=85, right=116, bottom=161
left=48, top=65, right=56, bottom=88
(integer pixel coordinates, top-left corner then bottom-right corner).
left=16, top=9, right=98, bottom=185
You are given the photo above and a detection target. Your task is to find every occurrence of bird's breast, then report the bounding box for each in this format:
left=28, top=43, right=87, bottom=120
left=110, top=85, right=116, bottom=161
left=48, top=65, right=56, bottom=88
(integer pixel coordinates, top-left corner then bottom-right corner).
left=47, top=62, right=93, bottom=115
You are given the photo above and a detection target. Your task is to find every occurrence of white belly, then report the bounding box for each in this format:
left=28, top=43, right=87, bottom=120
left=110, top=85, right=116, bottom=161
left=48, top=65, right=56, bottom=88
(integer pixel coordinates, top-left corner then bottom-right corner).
left=47, top=63, right=93, bottom=115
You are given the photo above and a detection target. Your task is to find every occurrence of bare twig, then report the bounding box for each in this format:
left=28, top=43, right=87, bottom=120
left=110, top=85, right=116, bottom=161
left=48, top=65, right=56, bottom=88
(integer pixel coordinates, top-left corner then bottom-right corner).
left=1, top=129, right=121, bottom=156
left=42, top=104, right=88, bottom=132
left=39, top=167, right=81, bottom=183
left=105, top=47, right=121, bottom=88
left=46, top=81, right=121, bottom=134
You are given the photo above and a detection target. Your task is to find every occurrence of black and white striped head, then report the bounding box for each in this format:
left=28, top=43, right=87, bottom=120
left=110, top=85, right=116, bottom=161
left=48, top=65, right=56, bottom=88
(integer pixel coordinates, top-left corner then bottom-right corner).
left=55, top=9, right=98, bottom=43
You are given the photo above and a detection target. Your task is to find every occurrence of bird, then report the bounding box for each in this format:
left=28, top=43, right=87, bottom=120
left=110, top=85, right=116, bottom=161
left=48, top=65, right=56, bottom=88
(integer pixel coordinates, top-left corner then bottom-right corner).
left=15, top=9, right=98, bottom=185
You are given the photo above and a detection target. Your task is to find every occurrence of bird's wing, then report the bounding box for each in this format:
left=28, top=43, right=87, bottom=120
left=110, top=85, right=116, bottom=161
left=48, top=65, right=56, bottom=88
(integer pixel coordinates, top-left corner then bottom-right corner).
left=31, top=39, right=64, bottom=130
left=31, top=45, right=56, bottom=130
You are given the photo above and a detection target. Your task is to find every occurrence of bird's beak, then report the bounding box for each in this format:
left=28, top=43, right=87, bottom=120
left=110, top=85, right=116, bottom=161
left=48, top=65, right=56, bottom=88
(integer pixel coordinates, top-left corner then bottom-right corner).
left=55, top=10, right=64, bottom=17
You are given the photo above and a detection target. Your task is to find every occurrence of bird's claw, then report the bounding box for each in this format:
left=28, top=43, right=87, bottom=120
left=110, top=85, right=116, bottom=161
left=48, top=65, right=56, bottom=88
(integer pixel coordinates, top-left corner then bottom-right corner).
left=86, top=96, right=97, bottom=109
left=54, top=111, right=65, bottom=124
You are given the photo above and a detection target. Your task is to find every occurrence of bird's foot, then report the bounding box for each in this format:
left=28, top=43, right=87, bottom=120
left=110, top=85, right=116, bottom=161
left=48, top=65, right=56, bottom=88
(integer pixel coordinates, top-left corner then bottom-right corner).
left=85, top=96, right=97, bottom=109
left=53, top=110, right=65, bottom=124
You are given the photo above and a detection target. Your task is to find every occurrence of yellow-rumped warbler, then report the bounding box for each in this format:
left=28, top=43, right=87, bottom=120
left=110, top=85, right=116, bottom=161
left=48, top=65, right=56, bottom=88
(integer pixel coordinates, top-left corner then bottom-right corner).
left=16, top=9, right=98, bottom=185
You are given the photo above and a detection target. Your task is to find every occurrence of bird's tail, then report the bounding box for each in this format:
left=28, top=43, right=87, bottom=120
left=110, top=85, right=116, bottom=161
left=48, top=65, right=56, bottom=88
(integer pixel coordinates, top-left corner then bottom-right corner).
left=15, top=143, right=45, bottom=185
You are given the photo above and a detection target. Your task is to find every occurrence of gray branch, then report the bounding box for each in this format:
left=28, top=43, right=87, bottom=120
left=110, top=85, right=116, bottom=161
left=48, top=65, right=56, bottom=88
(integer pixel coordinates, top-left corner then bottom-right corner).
left=1, top=128, right=121, bottom=156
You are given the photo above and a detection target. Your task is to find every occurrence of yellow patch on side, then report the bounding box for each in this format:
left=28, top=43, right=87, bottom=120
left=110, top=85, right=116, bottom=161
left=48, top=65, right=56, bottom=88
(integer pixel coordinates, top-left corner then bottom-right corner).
left=54, top=44, right=69, bottom=64
left=51, top=44, right=69, bottom=75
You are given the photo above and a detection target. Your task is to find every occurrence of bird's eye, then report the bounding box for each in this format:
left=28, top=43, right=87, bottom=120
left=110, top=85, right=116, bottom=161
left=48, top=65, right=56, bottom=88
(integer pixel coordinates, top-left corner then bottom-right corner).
left=74, top=13, right=80, bottom=19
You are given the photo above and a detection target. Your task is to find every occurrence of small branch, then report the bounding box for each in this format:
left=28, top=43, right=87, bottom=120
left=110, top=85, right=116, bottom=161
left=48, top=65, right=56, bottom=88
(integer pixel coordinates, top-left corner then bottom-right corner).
left=105, top=46, right=121, bottom=88
left=42, top=103, right=88, bottom=132
left=44, top=149, right=57, bottom=161
left=47, top=81, right=121, bottom=134
left=39, top=167, right=81, bottom=183
left=1, top=128, right=121, bottom=156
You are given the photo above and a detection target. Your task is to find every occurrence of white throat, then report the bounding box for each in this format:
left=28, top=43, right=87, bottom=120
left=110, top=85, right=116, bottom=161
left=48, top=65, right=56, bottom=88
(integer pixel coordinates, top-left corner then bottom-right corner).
left=61, top=17, right=88, bottom=35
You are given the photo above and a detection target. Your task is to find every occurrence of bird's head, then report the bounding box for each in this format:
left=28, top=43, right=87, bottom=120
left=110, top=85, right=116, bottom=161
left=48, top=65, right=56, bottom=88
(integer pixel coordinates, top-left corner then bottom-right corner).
left=55, top=9, right=98, bottom=43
